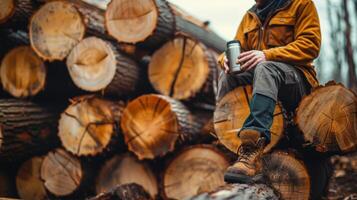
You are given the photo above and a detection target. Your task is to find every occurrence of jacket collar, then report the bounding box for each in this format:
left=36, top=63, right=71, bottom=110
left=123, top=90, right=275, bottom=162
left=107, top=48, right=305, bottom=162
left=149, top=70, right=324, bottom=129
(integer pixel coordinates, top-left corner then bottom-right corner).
left=248, top=0, right=293, bottom=15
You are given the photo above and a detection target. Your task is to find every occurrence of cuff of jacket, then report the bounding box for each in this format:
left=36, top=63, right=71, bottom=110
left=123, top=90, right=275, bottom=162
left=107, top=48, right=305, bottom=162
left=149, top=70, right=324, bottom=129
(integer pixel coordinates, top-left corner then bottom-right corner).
left=217, top=52, right=226, bottom=66
left=263, top=49, right=277, bottom=61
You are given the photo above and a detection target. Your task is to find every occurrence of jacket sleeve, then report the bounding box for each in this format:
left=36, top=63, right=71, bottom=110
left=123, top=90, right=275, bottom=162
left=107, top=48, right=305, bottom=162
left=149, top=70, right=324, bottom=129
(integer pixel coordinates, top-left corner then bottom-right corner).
left=263, top=0, right=321, bottom=65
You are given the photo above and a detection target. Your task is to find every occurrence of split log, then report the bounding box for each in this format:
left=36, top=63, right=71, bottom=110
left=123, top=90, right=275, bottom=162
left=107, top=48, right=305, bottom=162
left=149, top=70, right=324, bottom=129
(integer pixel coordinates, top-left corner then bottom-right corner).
left=0, top=99, right=59, bottom=161
left=149, top=36, right=217, bottom=101
left=120, top=94, right=202, bottom=159
left=58, top=96, right=124, bottom=157
left=40, top=149, right=83, bottom=197
left=213, top=85, right=285, bottom=153
left=96, top=154, right=158, bottom=199
left=90, top=183, right=152, bottom=200
left=16, top=157, right=48, bottom=200
left=66, top=37, right=140, bottom=97
left=188, top=184, right=279, bottom=200
left=29, top=1, right=86, bottom=61
left=0, top=0, right=39, bottom=29
left=0, top=46, right=46, bottom=98
left=162, top=145, right=229, bottom=200
left=296, top=82, right=357, bottom=153
left=105, top=0, right=226, bottom=52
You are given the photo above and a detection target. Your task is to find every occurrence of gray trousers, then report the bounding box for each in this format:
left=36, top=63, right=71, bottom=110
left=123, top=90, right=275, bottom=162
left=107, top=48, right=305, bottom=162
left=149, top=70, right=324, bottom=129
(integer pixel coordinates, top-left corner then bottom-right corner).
left=217, top=61, right=311, bottom=113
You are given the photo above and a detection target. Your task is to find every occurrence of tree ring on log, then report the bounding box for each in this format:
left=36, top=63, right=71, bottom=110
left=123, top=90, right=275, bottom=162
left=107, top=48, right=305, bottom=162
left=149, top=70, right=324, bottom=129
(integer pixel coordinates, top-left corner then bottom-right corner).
left=58, top=96, right=119, bottom=156
left=96, top=154, right=158, bottom=199
left=29, top=1, right=85, bottom=61
left=214, top=85, right=285, bottom=153
left=296, top=82, right=357, bottom=153
left=41, top=149, right=82, bottom=197
left=16, top=157, right=47, bottom=200
left=262, top=151, right=311, bottom=200
left=105, top=0, right=159, bottom=43
left=0, top=46, right=46, bottom=98
left=149, top=37, right=211, bottom=100
left=67, top=37, right=117, bottom=92
left=0, top=0, right=14, bottom=24
left=162, top=145, right=229, bottom=200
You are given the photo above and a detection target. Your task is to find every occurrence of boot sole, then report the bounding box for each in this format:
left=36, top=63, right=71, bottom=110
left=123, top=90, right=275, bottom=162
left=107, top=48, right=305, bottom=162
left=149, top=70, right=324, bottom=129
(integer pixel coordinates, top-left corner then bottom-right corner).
left=224, top=172, right=263, bottom=184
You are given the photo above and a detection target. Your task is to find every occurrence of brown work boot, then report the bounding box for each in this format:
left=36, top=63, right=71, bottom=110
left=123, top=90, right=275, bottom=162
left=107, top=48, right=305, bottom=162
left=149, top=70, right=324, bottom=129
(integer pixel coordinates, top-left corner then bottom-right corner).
left=224, top=129, right=266, bottom=183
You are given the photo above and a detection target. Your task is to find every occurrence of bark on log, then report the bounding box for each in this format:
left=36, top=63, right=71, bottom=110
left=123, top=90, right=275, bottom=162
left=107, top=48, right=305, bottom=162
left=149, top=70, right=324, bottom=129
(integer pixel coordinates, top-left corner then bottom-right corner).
left=29, top=1, right=86, bottom=61
left=296, top=81, right=357, bottom=153
left=105, top=0, right=226, bottom=52
left=40, top=149, right=83, bottom=197
left=96, top=154, right=158, bottom=199
left=16, top=157, right=48, bottom=200
left=58, top=95, right=124, bottom=157
left=0, top=46, right=46, bottom=98
left=162, top=145, right=229, bottom=200
left=0, top=99, right=59, bottom=161
left=0, top=0, right=39, bottom=30
left=213, top=85, right=285, bottom=154
left=90, top=183, right=152, bottom=200
left=120, top=94, right=202, bottom=159
left=148, top=36, right=217, bottom=101
left=66, top=37, right=140, bottom=97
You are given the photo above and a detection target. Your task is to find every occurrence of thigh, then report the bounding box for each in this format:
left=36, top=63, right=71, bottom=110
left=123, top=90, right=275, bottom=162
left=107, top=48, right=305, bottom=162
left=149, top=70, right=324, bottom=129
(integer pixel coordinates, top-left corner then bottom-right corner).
left=216, top=69, right=254, bottom=102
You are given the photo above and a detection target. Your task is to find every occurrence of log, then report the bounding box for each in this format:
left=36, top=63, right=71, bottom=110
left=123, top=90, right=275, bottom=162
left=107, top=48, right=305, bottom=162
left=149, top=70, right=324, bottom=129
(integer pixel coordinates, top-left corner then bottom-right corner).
left=188, top=184, right=279, bottom=200
left=0, top=46, right=46, bottom=98
left=120, top=94, right=202, bottom=159
left=40, top=149, right=83, bottom=197
left=162, top=145, right=230, bottom=200
left=90, top=183, right=152, bottom=200
left=148, top=36, right=217, bottom=101
left=58, top=95, right=124, bottom=157
left=296, top=81, right=357, bottom=153
left=29, top=1, right=86, bottom=61
left=0, top=99, right=59, bottom=161
left=0, top=0, right=39, bottom=29
left=66, top=37, right=140, bottom=97
left=96, top=154, right=158, bottom=199
left=105, top=0, right=226, bottom=52
left=213, top=85, right=285, bottom=153
left=16, top=156, right=48, bottom=200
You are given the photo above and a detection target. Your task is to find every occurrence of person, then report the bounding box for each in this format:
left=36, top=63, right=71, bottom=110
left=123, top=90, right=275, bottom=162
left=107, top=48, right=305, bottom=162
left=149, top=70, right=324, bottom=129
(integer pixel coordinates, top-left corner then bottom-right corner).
left=217, top=0, right=326, bottom=185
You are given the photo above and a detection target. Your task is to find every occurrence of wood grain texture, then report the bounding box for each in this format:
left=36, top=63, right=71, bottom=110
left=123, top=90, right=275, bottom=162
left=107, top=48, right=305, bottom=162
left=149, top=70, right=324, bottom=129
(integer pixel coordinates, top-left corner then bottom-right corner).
left=214, top=85, right=285, bottom=154
left=96, top=154, right=158, bottom=199
left=41, top=149, right=82, bottom=197
left=0, top=0, right=39, bottom=30
left=29, top=1, right=85, bottom=61
left=296, top=82, right=357, bottom=153
left=0, top=46, right=46, bottom=98
left=120, top=94, right=201, bottom=159
left=58, top=96, right=124, bottom=156
left=162, top=145, right=229, bottom=200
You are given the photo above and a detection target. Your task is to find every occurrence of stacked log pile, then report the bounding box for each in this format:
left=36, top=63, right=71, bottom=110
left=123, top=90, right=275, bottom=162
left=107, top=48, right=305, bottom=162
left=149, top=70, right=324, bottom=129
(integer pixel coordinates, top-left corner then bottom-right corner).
left=0, top=1, right=356, bottom=200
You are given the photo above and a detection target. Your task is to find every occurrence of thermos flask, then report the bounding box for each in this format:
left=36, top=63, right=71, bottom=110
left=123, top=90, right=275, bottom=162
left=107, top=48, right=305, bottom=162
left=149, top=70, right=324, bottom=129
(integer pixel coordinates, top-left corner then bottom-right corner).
left=226, top=40, right=241, bottom=74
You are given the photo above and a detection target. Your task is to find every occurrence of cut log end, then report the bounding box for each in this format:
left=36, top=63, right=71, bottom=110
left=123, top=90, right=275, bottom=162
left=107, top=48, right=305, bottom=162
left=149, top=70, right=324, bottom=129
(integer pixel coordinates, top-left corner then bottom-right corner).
left=121, top=94, right=179, bottom=159
left=96, top=154, right=158, bottom=199
left=59, top=96, right=121, bottom=156
left=66, top=37, right=117, bottom=92
left=41, top=149, right=82, bottom=197
left=149, top=37, right=211, bottom=100
left=29, top=1, right=85, bottom=61
left=0, top=46, right=46, bottom=98
left=214, top=86, right=284, bottom=153
left=163, top=145, right=229, bottom=200
left=0, top=0, right=14, bottom=24
left=262, top=151, right=311, bottom=200
left=16, top=157, right=47, bottom=200
left=296, top=83, right=357, bottom=153
left=105, top=0, right=159, bottom=43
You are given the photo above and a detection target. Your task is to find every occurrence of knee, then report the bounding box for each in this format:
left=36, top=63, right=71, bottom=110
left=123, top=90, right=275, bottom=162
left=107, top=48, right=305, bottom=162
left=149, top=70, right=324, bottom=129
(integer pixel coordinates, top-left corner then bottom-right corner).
left=254, top=61, right=279, bottom=77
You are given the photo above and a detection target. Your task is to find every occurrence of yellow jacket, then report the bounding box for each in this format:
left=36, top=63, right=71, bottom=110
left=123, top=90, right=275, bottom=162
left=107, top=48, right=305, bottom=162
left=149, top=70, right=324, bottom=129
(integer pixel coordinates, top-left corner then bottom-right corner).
left=219, top=0, right=321, bottom=87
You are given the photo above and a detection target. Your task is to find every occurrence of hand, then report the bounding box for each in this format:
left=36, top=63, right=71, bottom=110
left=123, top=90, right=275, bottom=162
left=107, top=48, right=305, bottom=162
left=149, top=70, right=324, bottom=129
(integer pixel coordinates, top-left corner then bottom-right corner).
left=237, top=50, right=266, bottom=72
left=219, top=54, right=230, bottom=74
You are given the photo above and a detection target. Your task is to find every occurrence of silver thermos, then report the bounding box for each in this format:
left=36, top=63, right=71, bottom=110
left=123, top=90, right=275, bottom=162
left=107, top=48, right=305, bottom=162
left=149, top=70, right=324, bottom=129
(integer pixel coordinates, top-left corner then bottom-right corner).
left=226, top=40, right=242, bottom=74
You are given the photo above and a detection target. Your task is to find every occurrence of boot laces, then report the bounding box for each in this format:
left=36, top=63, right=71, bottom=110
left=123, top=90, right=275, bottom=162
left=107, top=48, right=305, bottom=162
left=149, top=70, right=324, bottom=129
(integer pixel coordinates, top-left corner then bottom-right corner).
left=237, top=138, right=265, bottom=165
